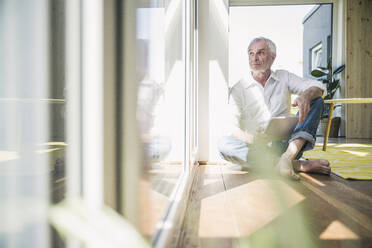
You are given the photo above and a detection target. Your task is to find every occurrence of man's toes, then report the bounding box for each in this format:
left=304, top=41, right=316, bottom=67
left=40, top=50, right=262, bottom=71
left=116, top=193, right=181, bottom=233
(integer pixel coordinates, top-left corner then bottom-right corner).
left=318, top=159, right=330, bottom=167
left=280, top=166, right=299, bottom=180
left=279, top=166, right=291, bottom=176
left=321, top=166, right=331, bottom=174
left=291, top=172, right=300, bottom=180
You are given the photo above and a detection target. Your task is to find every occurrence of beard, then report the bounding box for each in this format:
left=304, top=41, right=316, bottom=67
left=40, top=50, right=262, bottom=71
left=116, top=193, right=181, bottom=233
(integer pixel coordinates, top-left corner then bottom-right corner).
left=250, top=62, right=272, bottom=75
left=250, top=67, right=271, bottom=77
left=251, top=68, right=266, bottom=74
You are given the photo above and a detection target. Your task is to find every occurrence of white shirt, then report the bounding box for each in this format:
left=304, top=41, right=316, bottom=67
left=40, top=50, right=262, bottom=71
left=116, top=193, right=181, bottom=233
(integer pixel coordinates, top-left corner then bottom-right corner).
left=137, top=78, right=166, bottom=135
left=227, top=69, right=326, bottom=135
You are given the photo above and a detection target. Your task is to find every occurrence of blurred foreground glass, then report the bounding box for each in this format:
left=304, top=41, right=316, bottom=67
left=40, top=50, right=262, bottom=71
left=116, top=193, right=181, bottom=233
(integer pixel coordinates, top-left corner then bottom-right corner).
left=0, top=1, right=67, bottom=247
left=0, top=1, right=51, bottom=247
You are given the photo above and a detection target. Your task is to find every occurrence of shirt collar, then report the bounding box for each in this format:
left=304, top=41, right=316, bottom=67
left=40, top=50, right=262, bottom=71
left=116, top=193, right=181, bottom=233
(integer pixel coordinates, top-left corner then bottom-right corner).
left=240, top=72, right=256, bottom=88
left=230, top=69, right=279, bottom=89
left=242, top=70, right=278, bottom=88
left=269, top=70, right=279, bottom=82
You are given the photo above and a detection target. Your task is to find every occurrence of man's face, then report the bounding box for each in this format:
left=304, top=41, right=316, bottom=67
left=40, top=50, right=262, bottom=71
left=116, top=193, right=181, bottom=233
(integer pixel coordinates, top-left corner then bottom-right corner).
left=248, top=40, right=276, bottom=73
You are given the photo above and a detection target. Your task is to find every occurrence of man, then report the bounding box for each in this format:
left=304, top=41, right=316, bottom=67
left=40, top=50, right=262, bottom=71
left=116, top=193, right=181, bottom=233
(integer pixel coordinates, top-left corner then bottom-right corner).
left=137, top=39, right=172, bottom=163
left=218, top=37, right=331, bottom=179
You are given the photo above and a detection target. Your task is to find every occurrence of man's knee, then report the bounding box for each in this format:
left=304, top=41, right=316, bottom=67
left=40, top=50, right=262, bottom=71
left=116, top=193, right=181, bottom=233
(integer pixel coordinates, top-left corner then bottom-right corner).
left=309, top=97, right=324, bottom=116
left=217, top=136, right=251, bottom=165
left=217, top=136, right=233, bottom=157
left=311, top=97, right=324, bottom=108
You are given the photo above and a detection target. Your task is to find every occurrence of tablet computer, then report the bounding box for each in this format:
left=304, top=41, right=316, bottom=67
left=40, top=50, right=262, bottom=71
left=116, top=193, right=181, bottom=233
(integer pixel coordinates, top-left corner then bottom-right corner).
left=264, top=116, right=299, bottom=140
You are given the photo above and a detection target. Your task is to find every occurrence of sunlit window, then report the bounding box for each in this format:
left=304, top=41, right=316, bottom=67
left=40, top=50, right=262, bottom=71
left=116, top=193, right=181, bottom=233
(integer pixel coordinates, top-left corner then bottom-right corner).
left=311, top=43, right=323, bottom=71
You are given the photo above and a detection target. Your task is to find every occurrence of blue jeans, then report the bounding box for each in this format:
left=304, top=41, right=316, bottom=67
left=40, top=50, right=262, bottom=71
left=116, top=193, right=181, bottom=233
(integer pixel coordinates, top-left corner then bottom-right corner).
left=218, top=97, right=324, bottom=166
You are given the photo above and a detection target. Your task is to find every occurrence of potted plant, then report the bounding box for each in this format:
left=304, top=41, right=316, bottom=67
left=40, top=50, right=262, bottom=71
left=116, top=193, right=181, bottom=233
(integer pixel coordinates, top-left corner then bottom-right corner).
left=311, top=57, right=345, bottom=136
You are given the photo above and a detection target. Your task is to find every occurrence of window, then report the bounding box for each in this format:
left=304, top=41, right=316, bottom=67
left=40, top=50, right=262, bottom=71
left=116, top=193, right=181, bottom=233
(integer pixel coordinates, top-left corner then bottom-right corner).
left=311, top=42, right=323, bottom=71
left=135, top=1, right=186, bottom=237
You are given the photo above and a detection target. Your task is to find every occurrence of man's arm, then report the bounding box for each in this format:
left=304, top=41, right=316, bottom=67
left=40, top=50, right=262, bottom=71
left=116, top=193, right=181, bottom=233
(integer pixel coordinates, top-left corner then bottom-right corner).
left=227, top=80, right=271, bottom=144
left=292, top=86, right=323, bottom=123
left=232, top=127, right=271, bottom=145
left=232, top=129, right=255, bottom=144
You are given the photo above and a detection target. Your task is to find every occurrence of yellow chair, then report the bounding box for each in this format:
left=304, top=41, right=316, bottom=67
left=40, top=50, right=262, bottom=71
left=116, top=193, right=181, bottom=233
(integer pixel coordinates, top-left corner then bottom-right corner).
left=323, top=98, right=372, bottom=151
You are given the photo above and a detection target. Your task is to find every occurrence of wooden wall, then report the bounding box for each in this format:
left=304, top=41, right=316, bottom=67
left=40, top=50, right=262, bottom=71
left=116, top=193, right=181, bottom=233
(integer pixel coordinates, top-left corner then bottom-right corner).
left=346, top=0, right=372, bottom=138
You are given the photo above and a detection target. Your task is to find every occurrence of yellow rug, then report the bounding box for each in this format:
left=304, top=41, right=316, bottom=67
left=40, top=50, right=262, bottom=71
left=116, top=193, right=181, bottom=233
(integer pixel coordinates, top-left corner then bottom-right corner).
left=303, top=143, right=372, bottom=180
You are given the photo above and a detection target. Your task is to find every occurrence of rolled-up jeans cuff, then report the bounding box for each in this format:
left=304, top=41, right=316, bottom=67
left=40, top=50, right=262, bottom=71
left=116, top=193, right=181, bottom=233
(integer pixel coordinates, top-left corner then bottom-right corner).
left=288, top=131, right=315, bottom=152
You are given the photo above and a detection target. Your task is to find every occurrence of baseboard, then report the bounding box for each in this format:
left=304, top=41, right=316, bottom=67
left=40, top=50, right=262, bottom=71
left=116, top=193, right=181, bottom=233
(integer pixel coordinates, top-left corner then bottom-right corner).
left=198, top=161, right=230, bottom=165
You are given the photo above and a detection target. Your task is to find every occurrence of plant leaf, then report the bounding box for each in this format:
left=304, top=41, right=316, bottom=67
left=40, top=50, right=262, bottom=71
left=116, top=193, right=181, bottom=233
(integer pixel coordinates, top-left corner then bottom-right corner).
left=333, top=65, right=345, bottom=75
left=311, top=69, right=327, bottom=77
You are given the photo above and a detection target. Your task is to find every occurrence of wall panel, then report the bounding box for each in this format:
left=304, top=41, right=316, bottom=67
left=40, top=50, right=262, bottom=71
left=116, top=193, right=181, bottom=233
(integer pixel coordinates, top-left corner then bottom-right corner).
left=346, top=0, right=372, bottom=138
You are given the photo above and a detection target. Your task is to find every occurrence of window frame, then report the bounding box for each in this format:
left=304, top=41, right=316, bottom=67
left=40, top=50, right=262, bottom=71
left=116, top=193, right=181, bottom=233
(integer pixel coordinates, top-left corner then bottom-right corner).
left=311, top=42, right=323, bottom=71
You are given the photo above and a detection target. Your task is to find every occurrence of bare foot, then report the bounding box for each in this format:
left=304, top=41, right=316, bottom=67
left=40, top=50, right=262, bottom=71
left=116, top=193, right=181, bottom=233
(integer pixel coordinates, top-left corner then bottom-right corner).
left=276, top=156, right=300, bottom=180
left=293, top=159, right=331, bottom=175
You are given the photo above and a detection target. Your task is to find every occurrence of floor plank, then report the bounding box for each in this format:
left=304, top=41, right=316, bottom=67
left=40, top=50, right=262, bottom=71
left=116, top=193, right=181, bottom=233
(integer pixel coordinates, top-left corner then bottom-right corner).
left=179, top=165, right=240, bottom=248
left=180, top=162, right=372, bottom=247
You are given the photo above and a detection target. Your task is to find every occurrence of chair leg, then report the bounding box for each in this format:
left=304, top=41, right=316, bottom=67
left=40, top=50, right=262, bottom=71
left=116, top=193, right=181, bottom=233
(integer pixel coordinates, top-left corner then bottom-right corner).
left=323, top=103, right=335, bottom=151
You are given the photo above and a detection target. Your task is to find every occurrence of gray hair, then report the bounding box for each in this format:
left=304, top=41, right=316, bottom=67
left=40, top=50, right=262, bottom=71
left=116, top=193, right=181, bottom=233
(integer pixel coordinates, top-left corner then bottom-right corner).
left=247, top=37, right=276, bottom=55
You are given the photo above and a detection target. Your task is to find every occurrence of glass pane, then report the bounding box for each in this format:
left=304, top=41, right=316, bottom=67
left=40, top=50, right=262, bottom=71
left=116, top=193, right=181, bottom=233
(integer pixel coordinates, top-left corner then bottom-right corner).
left=136, top=0, right=185, bottom=239
left=0, top=1, right=52, bottom=247
left=0, top=1, right=67, bottom=247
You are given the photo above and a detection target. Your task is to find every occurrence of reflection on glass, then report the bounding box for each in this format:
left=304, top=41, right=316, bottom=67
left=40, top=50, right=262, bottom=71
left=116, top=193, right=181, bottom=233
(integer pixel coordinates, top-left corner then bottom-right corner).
left=135, top=0, right=185, bottom=238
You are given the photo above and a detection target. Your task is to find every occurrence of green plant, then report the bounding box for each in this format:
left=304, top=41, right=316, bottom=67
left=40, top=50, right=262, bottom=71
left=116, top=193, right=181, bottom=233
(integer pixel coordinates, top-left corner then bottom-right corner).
left=311, top=57, right=345, bottom=118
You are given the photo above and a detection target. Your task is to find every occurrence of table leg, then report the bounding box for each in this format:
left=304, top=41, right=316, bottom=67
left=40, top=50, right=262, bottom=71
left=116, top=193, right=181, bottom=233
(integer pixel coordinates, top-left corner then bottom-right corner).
left=323, top=103, right=335, bottom=151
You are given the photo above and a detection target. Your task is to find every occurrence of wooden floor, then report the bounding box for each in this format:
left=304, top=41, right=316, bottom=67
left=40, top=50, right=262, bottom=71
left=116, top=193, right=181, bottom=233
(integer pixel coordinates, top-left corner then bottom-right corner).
left=178, top=139, right=372, bottom=248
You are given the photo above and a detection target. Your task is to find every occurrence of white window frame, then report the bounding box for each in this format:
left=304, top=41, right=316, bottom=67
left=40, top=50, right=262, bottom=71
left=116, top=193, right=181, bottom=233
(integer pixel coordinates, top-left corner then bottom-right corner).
left=311, top=42, right=323, bottom=71
left=66, top=0, right=106, bottom=207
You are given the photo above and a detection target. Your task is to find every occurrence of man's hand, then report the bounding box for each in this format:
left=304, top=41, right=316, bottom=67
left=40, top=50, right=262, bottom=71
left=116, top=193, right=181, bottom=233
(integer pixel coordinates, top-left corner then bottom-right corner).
left=253, top=127, right=271, bottom=145
left=292, top=94, right=310, bottom=123
left=232, top=128, right=271, bottom=145
left=292, top=86, right=323, bottom=123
